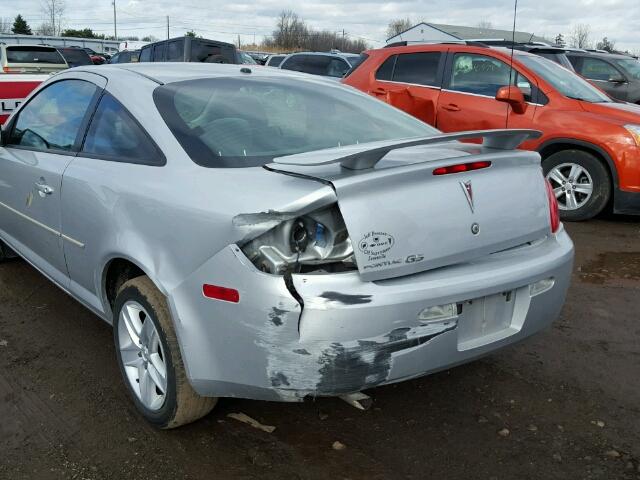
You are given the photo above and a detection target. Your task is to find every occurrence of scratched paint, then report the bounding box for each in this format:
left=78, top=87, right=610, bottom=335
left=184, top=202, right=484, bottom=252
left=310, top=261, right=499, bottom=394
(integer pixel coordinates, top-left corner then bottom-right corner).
left=256, top=301, right=458, bottom=399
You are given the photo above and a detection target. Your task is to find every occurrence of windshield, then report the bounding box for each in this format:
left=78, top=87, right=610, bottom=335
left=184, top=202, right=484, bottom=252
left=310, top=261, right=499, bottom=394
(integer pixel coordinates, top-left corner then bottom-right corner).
left=535, top=52, right=574, bottom=71
left=239, top=52, right=257, bottom=64
left=518, top=54, right=612, bottom=103
left=154, top=77, right=437, bottom=167
left=612, top=58, right=640, bottom=80
left=6, top=46, right=66, bottom=65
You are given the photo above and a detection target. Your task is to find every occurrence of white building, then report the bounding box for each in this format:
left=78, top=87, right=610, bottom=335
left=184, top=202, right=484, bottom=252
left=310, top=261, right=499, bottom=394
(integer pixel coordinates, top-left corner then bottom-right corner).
left=387, top=22, right=548, bottom=45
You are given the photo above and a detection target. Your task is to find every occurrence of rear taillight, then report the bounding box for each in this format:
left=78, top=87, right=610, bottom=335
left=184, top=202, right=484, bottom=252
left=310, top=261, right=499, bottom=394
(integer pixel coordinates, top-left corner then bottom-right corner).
left=545, top=179, right=560, bottom=233
left=433, top=161, right=491, bottom=175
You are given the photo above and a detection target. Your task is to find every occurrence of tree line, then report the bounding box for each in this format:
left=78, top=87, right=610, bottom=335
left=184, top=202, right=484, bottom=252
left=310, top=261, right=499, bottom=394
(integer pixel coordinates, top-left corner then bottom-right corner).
left=262, top=10, right=368, bottom=53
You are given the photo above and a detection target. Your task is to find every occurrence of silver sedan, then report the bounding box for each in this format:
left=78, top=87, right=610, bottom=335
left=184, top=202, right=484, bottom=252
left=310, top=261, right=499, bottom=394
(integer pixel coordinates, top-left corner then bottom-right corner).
left=0, top=63, right=574, bottom=428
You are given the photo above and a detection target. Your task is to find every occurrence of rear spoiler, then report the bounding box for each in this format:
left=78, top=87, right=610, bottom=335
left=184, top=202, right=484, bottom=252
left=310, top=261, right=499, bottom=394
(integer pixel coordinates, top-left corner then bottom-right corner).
left=273, top=129, right=542, bottom=170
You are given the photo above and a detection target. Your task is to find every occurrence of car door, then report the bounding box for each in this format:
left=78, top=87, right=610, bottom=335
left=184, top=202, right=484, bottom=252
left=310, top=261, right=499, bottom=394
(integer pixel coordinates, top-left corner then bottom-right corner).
left=61, top=90, right=165, bottom=312
left=367, top=51, right=445, bottom=126
left=0, top=76, right=102, bottom=286
left=437, top=52, right=512, bottom=132
left=574, top=57, right=628, bottom=101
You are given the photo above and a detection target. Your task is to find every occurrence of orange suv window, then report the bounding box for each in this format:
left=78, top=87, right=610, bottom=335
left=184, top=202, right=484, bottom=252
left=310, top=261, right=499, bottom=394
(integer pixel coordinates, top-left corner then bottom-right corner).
left=375, top=52, right=442, bottom=87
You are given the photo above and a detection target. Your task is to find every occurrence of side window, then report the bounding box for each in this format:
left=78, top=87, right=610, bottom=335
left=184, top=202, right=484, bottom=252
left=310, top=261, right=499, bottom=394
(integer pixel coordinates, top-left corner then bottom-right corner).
left=139, top=47, right=151, bottom=62
left=566, top=55, right=580, bottom=70
left=514, top=72, right=533, bottom=102
left=580, top=58, right=621, bottom=81
left=326, top=58, right=350, bottom=78
left=152, top=42, right=166, bottom=62
left=167, top=40, right=184, bottom=61
left=375, top=55, right=396, bottom=80
left=8, top=80, right=98, bottom=152
left=392, top=52, right=442, bottom=87
left=82, top=93, right=163, bottom=165
left=450, top=53, right=512, bottom=97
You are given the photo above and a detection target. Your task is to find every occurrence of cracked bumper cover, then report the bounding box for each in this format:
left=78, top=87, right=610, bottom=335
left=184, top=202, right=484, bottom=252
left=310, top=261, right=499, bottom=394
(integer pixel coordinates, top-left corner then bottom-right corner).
left=167, top=229, right=574, bottom=401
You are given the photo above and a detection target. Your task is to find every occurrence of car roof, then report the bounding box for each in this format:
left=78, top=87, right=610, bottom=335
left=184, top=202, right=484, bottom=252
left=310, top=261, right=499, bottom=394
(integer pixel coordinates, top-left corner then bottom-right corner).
left=566, top=51, right=633, bottom=60
left=70, top=62, right=343, bottom=85
left=285, top=51, right=359, bottom=59
left=2, top=44, right=58, bottom=50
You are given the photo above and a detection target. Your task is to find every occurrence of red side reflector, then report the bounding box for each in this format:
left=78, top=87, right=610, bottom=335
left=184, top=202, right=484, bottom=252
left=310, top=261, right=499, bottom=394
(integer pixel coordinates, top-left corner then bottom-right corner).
left=202, top=284, right=240, bottom=303
left=433, top=161, right=491, bottom=176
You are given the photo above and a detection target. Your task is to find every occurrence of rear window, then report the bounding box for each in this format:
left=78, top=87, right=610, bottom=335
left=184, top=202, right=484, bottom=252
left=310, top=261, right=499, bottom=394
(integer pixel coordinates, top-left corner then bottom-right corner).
left=267, top=55, right=285, bottom=67
left=6, top=46, right=65, bottom=65
left=190, top=42, right=236, bottom=63
left=59, top=49, right=92, bottom=66
left=153, top=77, right=435, bottom=168
left=281, top=55, right=351, bottom=77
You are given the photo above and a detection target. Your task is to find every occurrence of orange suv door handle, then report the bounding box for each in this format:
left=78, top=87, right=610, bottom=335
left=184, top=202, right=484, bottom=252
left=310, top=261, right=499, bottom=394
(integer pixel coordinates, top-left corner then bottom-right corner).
left=442, top=104, right=461, bottom=112
left=371, top=87, right=387, bottom=95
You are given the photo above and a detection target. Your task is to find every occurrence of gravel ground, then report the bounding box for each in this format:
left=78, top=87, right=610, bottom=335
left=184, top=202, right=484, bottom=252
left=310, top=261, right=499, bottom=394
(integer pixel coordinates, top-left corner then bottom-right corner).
left=0, top=216, right=639, bottom=480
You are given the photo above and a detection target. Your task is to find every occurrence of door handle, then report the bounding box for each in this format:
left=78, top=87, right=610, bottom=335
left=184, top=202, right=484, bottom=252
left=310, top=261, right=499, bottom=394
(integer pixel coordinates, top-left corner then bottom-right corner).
left=371, top=87, right=387, bottom=95
left=34, top=181, right=54, bottom=197
left=442, top=104, right=461, bottom=112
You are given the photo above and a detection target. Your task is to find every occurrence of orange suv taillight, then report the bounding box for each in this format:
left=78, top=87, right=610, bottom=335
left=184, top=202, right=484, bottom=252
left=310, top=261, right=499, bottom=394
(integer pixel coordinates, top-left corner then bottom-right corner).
left=545, top=179, right=560, bottom=233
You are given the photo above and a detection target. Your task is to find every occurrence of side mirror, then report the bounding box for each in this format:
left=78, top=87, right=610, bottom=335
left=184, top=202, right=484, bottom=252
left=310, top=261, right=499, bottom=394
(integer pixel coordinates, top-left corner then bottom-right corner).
left=495, top=86, right=527, bottom=114
left=608, top=74, right=626, bottom=84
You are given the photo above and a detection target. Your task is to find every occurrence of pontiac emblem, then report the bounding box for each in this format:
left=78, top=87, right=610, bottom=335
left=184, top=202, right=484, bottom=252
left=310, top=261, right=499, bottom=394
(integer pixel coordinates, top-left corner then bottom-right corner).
left=460, top=180, right=474, bottom=213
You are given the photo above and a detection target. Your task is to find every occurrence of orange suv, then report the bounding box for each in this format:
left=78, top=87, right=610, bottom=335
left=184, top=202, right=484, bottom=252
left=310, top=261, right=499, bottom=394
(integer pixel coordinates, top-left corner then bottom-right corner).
left=343, top=43, right=640, bottom=220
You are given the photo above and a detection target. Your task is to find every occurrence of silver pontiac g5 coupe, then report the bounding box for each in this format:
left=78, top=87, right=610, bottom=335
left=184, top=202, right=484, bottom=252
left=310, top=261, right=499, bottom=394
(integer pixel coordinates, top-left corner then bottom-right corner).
left=0, top=64, right=574, bottom=428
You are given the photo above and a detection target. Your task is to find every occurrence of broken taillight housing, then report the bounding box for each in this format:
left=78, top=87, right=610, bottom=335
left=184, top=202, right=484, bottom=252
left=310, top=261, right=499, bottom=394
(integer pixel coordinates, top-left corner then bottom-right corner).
left=545, top=179, right=560, bottom=233
left=240, top=204, right=356, bottom=275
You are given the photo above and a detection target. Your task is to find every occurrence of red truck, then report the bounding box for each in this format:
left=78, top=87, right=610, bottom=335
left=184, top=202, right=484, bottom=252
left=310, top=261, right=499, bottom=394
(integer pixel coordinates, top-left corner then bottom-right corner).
left=0, top=75, right=47, bottom=125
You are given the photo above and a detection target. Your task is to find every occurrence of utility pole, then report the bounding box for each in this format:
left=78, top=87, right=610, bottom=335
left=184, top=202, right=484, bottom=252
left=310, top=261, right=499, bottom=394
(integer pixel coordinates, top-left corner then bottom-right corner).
left=112, top=0, right=117, bottom=40
left=166, top=16, right=169, bottom=40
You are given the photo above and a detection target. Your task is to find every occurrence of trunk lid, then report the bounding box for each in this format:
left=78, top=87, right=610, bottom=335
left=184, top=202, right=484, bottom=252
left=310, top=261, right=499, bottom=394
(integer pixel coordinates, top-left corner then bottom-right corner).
left=267, top=137, right=550, bottom=282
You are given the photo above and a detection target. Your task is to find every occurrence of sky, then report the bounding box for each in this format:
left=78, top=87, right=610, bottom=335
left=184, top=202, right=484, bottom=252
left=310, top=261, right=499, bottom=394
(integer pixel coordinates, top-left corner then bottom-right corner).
left=5, top=0, right=640, bottom=53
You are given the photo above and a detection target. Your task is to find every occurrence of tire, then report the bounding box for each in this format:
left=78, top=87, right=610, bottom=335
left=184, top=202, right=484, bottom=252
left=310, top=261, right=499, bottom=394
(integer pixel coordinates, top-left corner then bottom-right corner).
left=113, top=276, right=217, bottom=428
left=542, top=150, right=611, bottom=221
left=0, top=241, right=17, bottom=262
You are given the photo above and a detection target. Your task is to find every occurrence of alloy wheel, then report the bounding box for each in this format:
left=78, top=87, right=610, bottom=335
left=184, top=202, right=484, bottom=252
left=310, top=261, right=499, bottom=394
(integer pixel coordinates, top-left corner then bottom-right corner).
left=546, top=162, right=594, bottom=211
left=117, top=300, right=167, bottom=411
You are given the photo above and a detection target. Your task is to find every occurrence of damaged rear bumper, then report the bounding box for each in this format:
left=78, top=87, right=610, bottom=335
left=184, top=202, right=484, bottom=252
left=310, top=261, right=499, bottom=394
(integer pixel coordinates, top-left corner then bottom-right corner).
left=167, top=228, right=574, bottom=401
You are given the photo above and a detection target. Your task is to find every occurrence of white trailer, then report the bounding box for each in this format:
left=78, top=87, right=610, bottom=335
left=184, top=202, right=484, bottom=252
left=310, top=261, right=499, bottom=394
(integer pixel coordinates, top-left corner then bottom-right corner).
left=0, top=34, right=119, bottom=55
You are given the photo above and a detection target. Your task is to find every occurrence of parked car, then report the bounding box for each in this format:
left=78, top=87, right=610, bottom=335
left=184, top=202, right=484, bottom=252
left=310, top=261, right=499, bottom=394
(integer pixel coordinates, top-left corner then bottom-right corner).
left=244, top=51, right=270, bottom=64
left=0, top=63, right=572, bottom=428
left=343, top=43, right=640, bottom=220
left=478, top=41, right=575, bottom=71
left=566, top=51, right=640, bottom=104
left=265, top=54, right=286, bottom=67
left=80, top=46, right=111, bottom=61
left=0, top=44, right=68, bottom=74
left=57, top=47, right=93, bottom=68
left=139, top=36, right=240, bottom=64
left=280, top=51, right=361, bottom=78
left=109, top=49, right=140, bottom=64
